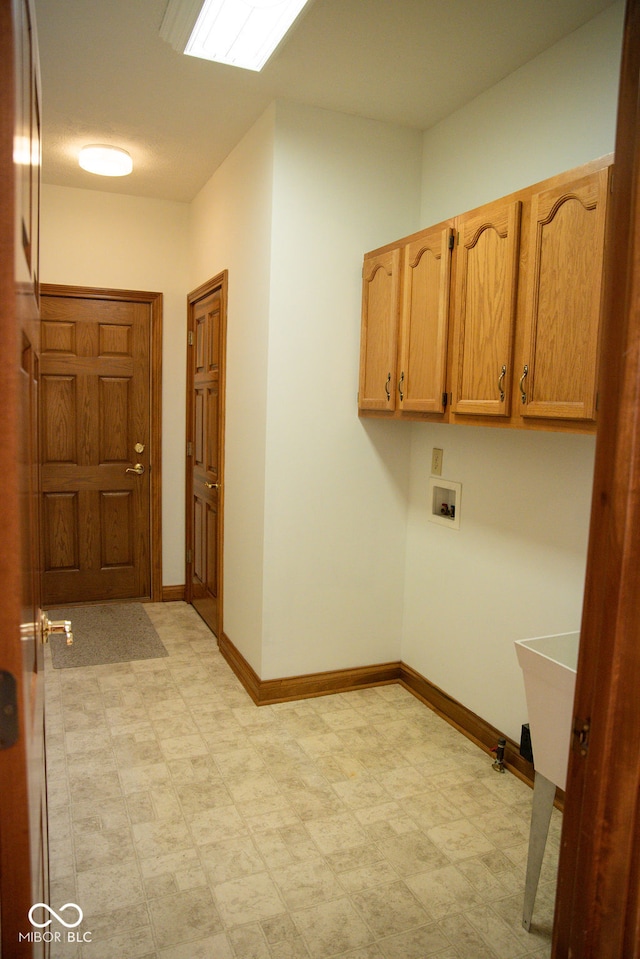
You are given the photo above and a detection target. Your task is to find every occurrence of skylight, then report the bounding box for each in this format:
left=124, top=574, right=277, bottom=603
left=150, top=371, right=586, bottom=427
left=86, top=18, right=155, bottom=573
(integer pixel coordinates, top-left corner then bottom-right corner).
left=160, top=0, right=313, bottom=72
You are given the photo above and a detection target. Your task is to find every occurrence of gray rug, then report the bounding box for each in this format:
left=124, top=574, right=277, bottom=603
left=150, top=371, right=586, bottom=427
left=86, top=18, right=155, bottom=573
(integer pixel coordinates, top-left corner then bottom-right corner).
left=48, top=603, right=168, bottom=669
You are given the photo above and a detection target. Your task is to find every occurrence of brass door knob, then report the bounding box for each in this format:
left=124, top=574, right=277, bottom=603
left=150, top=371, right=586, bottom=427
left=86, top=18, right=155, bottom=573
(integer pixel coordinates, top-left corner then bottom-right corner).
left=125, top=463, right=145, bottom=475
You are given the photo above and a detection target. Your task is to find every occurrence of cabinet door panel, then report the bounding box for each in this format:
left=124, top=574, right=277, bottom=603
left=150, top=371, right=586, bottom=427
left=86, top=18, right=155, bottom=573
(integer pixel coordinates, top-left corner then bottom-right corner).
left=521, top=168, right=609, bottom=420
left=399, top=226, right=452, bottom=412
left=452, top=200, right=521, bottom=416
left=359, top=249, right=400, bottom=410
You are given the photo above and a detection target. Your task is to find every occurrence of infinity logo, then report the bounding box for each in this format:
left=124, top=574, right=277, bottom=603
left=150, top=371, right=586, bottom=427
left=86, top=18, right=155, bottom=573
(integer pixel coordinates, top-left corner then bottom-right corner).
left=28, top=903, right=84, bottom=929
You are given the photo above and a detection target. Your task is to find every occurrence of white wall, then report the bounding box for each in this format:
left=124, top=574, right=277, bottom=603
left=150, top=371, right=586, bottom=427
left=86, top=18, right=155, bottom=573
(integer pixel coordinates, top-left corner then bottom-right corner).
left=261, top=102, right=423, bottom=678
left=420, top=2, right=623, bottom=225
left=402, top=1, right=624, bottom=742
left=187, top=102, right=422, bottom=678
left=39, top=185, right=190, bottom=588
left=188, top=105, right=276, bottom=675
left=403, top=426, right=596, bottom=741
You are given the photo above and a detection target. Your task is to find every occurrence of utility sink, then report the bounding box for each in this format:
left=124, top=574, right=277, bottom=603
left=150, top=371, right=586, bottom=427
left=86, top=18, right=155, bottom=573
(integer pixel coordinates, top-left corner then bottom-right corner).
left=515, top=631, right=579, bottom=931
left=515, top=631, right=579, bottom=790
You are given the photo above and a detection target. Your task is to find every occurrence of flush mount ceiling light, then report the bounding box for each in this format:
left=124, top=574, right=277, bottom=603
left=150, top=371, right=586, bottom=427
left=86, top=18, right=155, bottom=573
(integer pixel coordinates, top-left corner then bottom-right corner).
left=78, top=145, right=133, bottom=177
left=160, top=0, right=313, bottom=72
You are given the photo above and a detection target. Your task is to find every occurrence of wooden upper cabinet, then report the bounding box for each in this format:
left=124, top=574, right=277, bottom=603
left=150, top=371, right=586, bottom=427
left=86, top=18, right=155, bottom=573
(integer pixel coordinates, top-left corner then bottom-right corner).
left=359, top=248, right=401, bottom=410
left=398, top=226, right=453, bottom=413
left=358, top=155, right=612, bottom=431
left=518, top=167, right=610, bottom=421
left=451, top=199, right=522, bottom=417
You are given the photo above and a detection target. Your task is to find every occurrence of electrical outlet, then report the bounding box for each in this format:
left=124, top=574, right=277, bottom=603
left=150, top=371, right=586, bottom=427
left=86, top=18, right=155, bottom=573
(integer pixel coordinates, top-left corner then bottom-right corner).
left=431, top=448, right=443, bottom=476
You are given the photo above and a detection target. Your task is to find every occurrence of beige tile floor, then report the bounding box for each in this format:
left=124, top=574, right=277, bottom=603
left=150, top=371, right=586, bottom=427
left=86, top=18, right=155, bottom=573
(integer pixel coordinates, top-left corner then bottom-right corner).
left=44, top=602, right=560, bottom=959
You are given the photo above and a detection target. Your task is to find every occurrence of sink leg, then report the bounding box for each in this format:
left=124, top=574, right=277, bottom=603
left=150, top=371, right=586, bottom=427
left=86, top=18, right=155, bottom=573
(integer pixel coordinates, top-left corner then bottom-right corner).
left=522, top=771, right=556, bottom=931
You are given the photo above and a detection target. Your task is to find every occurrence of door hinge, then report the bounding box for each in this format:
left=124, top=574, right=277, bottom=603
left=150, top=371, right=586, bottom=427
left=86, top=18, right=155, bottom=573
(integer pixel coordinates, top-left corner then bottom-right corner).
left=186, top=549, right=192, bottom=564
left=0, top=671, right=19, bottom=750
left=573, top=717, right=590, bottom=757
left=186, top=441, right=193, bottom=456
left=448, top=233, right=455, bottom=251
left=188, top=331, right=194, bottom=346
left=442, top=391, right=448, bottom=409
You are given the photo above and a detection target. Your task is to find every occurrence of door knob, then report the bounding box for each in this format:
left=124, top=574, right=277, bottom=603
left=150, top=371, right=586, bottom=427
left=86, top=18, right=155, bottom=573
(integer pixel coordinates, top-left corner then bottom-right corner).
left=125, top=463, right=145, bottom=475
left=42, top=614, right=74, bottom=646
left=204, top=482, right=220, bottom=490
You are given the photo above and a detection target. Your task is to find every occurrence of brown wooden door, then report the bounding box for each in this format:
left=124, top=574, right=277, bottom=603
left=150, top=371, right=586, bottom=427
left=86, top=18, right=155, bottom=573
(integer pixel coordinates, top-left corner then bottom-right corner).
left=451, top=199, right=521, bottom=416
left=398, top=225, right=453, bottom=413
left=186, top=273, right=227, bottom=638
left=359, top=248, right=401, bottom=411
left=0, top=0, right=49, bottom=954
left=520, top=168, right=610, bottom=421
left=39, top=287, right=159, bottom=605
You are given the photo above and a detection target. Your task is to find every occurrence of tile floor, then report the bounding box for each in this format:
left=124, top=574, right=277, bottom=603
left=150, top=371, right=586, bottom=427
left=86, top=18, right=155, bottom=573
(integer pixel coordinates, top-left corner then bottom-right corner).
left=44, top=602, right=561, bottom=959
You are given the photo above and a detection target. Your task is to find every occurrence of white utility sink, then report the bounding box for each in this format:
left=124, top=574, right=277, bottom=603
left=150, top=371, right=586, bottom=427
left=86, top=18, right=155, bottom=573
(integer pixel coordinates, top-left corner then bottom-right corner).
left=515, top=631, right=579, bottom=790
left=515, top=630, right=579, bottom=932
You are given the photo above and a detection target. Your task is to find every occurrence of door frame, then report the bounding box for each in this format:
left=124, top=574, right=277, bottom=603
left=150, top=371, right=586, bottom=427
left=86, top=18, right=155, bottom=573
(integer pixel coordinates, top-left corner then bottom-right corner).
left=40, top=283, right=163, bottom=602
left=1, top=0, right=48, bottom=952
left=552, top=0, right=640, bottom=954
left=185, top=270, right=228, bottom=635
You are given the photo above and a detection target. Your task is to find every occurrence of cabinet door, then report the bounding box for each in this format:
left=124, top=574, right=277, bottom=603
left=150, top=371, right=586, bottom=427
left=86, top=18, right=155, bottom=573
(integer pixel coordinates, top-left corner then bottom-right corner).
left=398, top=226, right=453, bottom=412
left=359, top=249, right=401, bottom=410
left=519, top=168, right=610, bottom=421
left=451, top=200, right=521, bottom=416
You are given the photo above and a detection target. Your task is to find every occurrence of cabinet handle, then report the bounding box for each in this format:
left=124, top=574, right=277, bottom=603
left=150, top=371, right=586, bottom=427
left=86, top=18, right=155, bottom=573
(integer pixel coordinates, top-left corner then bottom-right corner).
left=384, top=373, right=391, bottom=401
left=519, top=365, right=529, bottom=404
left=399, top=371, right=405, bottom=402
left=498, top=365, right=506, bottom=402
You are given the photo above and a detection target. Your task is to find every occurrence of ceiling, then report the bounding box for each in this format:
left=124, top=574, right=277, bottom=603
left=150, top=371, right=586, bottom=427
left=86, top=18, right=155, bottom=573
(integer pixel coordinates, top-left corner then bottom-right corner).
left=34, top=0, right=619, bottom=203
